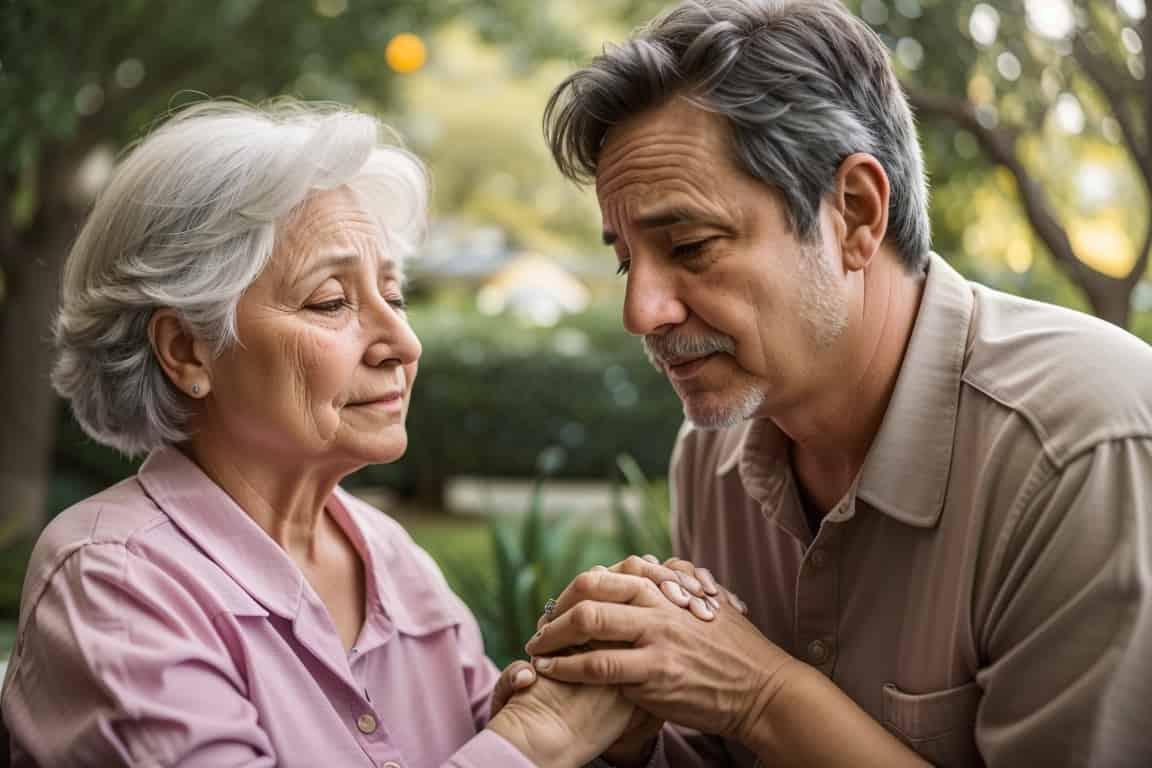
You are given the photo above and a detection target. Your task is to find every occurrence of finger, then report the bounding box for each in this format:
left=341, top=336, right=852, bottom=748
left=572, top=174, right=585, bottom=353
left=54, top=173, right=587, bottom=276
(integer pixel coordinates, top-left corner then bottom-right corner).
left=688, top=596, right=715, bottom=621
left=660, top=580, right=691, bottom=608
left=694, top=567, right=720, bottom=596
left=611, top=555, right=706, bottom=598
left=533, top=648, right=648, bottom=685
left=725, top=590, right=748, bottom=614
left=547, top=569, right=665, bottom=622
left=491, top=661, right=536, bottom=719
left=661, top=558, right=704, bottom=596
left=642, top=554, right=660, bottom=564
left=526, top=601, right=654, bottom=656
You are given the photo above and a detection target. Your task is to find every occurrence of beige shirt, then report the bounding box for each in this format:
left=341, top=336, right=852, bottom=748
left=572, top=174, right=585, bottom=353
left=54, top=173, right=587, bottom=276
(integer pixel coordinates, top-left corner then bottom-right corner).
left=663, top=255, right=1152, bottom=767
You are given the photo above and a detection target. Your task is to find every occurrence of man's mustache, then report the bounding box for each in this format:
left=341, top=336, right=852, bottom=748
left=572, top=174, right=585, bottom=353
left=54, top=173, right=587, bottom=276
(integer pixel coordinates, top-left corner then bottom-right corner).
left=643, top=333, right=736, bottom=369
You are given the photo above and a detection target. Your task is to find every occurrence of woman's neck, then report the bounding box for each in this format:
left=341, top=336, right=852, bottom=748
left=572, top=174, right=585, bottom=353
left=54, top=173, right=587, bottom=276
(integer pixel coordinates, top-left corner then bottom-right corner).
left=180, top=432, right=350, bottom=562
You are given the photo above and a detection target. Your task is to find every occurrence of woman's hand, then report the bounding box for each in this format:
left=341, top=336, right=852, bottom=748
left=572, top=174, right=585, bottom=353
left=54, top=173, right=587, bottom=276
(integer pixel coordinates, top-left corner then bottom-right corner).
left=487, top=671, right=633, bottom=768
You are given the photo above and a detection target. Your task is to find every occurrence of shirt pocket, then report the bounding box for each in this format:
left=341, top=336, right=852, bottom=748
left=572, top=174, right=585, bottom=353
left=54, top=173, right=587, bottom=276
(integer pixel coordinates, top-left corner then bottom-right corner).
left=881, top=680, right=983, bottom=767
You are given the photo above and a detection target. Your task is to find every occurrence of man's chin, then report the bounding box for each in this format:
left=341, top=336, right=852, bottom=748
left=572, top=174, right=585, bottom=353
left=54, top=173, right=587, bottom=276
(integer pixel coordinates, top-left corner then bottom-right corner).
left=680, top=391, right=763, bottom=431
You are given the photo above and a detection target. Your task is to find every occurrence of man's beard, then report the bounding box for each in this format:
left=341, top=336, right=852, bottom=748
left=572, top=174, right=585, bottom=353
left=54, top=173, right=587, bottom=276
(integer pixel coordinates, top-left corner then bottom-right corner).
left=640, top=242, right=847, bottom=430
left=642, top=332, right=763, bottom=429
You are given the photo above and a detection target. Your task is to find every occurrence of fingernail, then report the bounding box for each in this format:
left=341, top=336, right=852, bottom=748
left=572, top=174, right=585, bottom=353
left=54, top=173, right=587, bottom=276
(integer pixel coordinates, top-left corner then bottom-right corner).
left=514, top=668, right=534, bottom=686
left=642, top=554, right=659, bottom=564
left=660, top=580, right=690, bottom=606
left=534, top=657, right=554, bottom=671
left=591, top=565, right=608, bottom=572
left=681, top=575, right=702, bottom=595
left=706, top=596, right=720, bottom=611
left=697, top=568, right=720, bottom=595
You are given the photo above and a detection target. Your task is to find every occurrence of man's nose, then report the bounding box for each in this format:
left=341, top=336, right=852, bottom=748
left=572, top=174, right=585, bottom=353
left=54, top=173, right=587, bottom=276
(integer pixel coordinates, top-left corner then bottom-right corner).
left=622, top=260, right=688, bottom=336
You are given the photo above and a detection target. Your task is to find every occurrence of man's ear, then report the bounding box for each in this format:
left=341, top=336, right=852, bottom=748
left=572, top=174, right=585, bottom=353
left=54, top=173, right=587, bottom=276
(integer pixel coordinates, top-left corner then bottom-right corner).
left=148, top=309, right=213, bottom=399
left=830, top=153, right=890, bottom=272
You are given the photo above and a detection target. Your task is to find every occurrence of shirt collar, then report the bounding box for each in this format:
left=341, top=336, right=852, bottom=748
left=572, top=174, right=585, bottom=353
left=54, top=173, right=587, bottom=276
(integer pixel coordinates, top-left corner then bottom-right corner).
left=137, top=446, right=457, bottom=634
left=137, top=446, right=305, bottom=620
left=856, top=253, right=973, bottom=527
left=720, top=253, right=973, bottom=529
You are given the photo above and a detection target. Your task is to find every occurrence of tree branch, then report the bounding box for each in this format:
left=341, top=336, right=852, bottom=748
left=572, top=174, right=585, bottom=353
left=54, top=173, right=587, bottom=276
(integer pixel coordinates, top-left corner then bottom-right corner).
left=1071, top=36, right=1152, bottom=184
left=906, top=88, right=1101, bottom=287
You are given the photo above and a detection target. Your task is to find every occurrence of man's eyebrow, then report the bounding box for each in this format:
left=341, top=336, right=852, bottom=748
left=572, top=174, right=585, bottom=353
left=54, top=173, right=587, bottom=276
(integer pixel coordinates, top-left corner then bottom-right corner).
left=602, top=206, right=731, bottom=246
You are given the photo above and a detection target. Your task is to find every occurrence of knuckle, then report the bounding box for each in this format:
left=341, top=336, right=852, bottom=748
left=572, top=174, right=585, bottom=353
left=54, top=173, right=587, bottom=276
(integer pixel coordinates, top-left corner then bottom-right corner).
left=571, top=602, right=600, bottom=633
left=587, top=654, right=617, bottom=681
left=623, top=555, right=648, bottom=574
left=573, top=570, right=598, bottom=595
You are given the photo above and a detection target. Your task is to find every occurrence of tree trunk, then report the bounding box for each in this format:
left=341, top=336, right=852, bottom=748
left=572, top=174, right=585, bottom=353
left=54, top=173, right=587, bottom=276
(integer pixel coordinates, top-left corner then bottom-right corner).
left=0, top=169, right=85, bottom=544
left=1079, top=272, right=1134, bottom=330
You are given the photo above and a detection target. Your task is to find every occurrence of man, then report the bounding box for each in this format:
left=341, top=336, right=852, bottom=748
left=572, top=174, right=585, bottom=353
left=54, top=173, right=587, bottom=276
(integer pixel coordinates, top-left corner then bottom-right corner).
left=523, top=0, right=1152, bottom=765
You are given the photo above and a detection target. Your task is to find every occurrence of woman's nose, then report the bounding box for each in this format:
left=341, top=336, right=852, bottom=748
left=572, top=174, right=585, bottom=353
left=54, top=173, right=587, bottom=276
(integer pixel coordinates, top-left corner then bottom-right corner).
left=363, top=302, right=421, bottom=368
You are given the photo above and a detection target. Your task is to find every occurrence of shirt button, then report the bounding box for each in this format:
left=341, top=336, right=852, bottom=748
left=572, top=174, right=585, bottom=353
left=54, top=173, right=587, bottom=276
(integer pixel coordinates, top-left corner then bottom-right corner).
left=381, top=762, right=401, bottom=768
left=810, top=549, right=828, bottom=568
left=356, top=713, right=378, bottom=734
left=808, top=639, right=830, bottom=663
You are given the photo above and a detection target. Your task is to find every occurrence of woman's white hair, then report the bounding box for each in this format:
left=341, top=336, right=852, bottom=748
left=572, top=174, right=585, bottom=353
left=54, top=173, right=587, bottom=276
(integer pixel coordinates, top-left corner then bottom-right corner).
left=52, top=99, right=428, bottom=456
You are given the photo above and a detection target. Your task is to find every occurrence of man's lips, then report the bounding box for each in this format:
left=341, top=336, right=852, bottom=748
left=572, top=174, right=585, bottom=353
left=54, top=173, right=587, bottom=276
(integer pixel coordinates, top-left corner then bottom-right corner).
left=661, top=353, right=719, bottom=381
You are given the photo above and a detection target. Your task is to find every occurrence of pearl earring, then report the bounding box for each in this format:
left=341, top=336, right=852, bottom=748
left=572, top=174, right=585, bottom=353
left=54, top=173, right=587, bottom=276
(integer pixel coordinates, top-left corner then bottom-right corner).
left=191, top=383, right=201, bottom=396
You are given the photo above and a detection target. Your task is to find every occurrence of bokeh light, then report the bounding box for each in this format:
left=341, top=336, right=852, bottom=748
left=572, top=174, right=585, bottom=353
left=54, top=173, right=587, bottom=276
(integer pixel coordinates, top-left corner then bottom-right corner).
left=386, top=33, right=428, bottom=74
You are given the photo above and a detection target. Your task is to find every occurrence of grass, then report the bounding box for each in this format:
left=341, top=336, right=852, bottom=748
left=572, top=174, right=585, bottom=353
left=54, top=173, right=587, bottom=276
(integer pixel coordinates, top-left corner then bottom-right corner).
left=1, top=620, right=15, bottom=661
left=393, top=511, right=494, bottom=596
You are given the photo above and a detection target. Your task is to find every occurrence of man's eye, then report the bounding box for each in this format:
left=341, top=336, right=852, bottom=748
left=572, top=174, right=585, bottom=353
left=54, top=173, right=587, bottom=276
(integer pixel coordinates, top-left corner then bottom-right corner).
left=306, top=299, right=349, bottom=313
left=671, top=239, right=714, bottom=259
left=616, top=260, right=631, bottom=276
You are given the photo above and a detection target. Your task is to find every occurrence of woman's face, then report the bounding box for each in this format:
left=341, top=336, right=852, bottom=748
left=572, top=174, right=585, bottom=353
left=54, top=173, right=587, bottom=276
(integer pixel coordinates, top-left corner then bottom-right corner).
left=200, top=187, right=421, bottom=472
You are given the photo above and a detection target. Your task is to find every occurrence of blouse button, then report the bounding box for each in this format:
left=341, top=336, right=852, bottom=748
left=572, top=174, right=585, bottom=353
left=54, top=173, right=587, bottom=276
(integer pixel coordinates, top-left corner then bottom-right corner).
left=808, top=639, right=829, bottom=664
left=356, top=713, right=378, bottom=734
left=381, top=762, right=401, bottom=768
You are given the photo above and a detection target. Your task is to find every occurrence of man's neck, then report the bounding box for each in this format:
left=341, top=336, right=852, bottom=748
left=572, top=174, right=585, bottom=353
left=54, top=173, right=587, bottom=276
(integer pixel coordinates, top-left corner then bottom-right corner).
left=776, top=255, right=926, bottom=515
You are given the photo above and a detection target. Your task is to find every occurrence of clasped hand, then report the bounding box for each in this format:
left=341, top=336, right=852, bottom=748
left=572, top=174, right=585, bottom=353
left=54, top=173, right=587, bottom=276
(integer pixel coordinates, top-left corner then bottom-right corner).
left=491, top=555, right=794, bottom=764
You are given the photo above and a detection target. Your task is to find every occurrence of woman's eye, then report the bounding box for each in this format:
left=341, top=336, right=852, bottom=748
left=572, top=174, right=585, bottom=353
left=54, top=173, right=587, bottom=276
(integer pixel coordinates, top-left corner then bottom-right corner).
left=387, top=296, right=408, bottom=312
left=306, top=298, right=349, bottom=313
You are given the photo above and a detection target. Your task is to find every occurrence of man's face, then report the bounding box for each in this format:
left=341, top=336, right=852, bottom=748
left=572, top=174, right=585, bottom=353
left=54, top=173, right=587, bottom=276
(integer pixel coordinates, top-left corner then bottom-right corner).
left=596, top=99, right=850, bottom=428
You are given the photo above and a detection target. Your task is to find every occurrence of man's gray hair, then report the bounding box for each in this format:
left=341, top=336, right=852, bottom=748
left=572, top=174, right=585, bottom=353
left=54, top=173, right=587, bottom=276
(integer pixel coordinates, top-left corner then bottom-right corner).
left=52, top=100, right=428, bottom=456
left=544, top=0, right=931, bottom=268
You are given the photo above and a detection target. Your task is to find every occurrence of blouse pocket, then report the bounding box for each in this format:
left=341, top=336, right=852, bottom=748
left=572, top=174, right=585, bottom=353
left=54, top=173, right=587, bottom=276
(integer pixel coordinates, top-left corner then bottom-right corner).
left=881, top=680, right=983, bottom=767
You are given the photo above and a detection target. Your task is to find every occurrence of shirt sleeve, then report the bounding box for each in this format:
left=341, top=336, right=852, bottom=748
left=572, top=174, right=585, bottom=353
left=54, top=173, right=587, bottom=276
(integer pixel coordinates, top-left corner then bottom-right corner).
left=1, top=542, right=276, bottom=767
left=974, top=437, right=1152, bottom=766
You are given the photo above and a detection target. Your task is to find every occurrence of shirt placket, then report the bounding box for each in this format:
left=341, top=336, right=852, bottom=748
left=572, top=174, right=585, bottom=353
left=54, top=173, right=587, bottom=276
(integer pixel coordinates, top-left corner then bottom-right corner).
left=794, top=518, right=842, bottom=676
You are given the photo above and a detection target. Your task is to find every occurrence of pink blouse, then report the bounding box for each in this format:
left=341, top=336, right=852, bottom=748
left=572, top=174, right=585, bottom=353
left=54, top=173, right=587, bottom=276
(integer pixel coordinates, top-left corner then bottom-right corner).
left=1, top=446, right=533, bottom=767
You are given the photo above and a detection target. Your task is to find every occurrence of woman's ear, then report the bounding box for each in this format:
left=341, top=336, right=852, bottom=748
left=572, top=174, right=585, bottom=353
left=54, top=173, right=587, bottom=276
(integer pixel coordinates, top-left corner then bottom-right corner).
left=148, top=309, right=213, bottom=399
left=831, top=153, right=890, bottom=272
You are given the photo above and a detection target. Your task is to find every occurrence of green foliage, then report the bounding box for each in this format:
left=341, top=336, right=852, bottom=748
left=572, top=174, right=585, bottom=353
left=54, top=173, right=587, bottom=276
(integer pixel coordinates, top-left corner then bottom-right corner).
left=349, top=301, right=685, bottom=499
left=442, top=455, right=671, bottom=669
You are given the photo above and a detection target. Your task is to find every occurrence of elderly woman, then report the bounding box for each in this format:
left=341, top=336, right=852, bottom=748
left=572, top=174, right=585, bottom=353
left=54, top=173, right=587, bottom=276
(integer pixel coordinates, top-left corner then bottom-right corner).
left=0, top=101, right=728, bottom=767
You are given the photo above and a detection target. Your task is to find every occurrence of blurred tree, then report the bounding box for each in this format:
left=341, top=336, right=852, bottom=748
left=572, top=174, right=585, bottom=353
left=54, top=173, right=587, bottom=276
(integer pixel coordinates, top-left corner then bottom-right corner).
left=0, top=0, right=579, bottom=540
left=854, top=0, right=1151, bottom=328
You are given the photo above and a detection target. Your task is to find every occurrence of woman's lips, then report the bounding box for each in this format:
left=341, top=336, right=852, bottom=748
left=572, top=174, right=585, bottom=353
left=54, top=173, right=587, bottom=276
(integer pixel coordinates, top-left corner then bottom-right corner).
left=348, top=391, right=404, bottom=410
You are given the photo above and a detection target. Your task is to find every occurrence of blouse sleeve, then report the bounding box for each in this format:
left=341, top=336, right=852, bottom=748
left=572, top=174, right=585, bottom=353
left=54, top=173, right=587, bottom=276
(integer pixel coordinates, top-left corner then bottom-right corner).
left=2, top=542, right=276, bottom=767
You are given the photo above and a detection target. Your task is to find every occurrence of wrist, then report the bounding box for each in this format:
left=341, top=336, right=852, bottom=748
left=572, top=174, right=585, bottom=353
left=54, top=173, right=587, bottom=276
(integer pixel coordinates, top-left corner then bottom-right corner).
left=732, top=656, right=810, bottom=755
left=490, top=704, right=589, bottom=768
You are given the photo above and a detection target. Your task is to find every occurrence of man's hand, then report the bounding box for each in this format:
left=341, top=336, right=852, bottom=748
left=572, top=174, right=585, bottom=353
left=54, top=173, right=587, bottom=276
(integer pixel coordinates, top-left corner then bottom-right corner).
left=525, top=567, right=794, bottom=746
